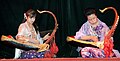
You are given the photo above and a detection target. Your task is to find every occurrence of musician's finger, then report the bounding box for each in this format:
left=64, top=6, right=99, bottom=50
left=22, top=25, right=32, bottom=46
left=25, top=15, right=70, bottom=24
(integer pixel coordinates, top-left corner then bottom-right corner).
left=43, top=33, right=50, bottom=40
left=46, top=33, right=50, bottom=35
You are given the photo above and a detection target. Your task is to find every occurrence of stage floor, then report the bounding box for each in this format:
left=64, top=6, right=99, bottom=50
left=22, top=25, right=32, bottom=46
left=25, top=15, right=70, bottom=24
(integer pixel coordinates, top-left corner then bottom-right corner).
left=0, top=58, right=120, bottom=61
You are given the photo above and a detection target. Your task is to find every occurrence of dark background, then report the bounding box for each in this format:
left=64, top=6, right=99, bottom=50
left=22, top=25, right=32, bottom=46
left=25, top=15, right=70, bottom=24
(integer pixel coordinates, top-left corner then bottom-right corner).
left=0, top=0, right=120, bottom=58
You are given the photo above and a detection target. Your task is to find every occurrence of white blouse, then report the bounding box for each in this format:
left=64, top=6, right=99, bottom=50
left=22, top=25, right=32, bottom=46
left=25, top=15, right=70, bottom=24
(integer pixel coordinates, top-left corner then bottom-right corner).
left=16, top=22, right=43, bottom=44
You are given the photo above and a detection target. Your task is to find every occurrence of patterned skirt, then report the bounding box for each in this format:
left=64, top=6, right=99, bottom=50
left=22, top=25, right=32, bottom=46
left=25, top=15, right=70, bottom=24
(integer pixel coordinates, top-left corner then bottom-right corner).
left=81, top=47, right=105, bottom=58
left=19, top=50, right=45, bottom=59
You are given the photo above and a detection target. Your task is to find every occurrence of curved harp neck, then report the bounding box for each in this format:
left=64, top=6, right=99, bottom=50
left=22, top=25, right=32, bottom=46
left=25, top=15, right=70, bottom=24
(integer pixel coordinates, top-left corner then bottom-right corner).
left=99, top=7, right=119, bottom=37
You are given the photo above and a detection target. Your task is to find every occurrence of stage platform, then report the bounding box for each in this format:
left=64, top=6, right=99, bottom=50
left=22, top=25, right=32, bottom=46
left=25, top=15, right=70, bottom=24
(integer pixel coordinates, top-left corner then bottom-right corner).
left=0, top=58, right=120, bottom=61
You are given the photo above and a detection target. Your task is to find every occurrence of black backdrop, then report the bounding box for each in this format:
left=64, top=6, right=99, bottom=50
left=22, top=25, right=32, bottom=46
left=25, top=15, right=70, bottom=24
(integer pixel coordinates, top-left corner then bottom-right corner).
left=0, top=0, right=120, bottom=58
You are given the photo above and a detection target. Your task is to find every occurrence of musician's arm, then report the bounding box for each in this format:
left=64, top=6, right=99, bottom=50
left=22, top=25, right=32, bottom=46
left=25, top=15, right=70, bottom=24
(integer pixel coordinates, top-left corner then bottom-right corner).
left=16, top=24, right=40, bottom=44
left=80, top=36, right=99, bottom=42
left=16, top=35, right=40, bottom=44
left=75, top=24, right=99, bottom=42
left=42, top=33, right=50, bottom=41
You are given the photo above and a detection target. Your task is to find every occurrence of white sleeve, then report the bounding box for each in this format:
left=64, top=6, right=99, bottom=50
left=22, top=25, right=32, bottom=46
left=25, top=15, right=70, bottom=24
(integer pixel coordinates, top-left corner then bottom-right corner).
left=16, top=24, right=26, bottom=39
left=36, top=31, right=43, bottom=44
left=74, top=24, right=86, bottom=39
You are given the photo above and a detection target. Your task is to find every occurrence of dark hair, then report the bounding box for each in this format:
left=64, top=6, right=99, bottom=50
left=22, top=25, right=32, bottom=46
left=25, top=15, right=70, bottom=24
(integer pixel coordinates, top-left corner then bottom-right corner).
left=22, top=9, right=37, bottom=23
left=21, top=9, right=39, bottom=34
left=25, top=9, right=36, bottom=18
left=84, top=8, right=96, bottom=16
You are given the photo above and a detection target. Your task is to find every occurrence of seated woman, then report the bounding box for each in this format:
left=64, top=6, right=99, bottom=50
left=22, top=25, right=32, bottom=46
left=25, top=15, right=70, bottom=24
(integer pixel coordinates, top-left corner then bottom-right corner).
left=14, top=9, right=50, bottom=59
left=74, top=8, right=120, bottom=58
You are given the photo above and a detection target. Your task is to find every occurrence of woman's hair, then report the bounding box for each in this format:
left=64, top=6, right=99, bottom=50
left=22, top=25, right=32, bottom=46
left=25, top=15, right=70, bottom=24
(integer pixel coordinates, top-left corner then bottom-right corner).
left=25, top=9, right=37, bottom=18
left=25, top=9, right=39, bottom=33
left=22, top=9, right=37, bottom=23
left=84, top=8, right=96, bottom=16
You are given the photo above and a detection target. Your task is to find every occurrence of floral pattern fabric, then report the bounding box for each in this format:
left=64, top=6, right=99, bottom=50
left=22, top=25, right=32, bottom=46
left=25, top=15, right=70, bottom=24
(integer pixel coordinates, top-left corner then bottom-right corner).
left=75, top=19, right=110, bottom=58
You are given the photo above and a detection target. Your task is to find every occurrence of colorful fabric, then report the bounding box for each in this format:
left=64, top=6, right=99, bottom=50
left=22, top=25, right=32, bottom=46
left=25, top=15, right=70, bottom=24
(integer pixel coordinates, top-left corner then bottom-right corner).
left=15, top=22, right=45, bottom=59
left=75, top=19, right=109, bottom=41
left=44, top=42, right=59, bottom=58
left=81, top=47, right=105, bottom=58
left=20, top=50, right=45, bottom=59
left=74, top=19, right=111, bottom=58
left=16, top=22, right=37, bottom=40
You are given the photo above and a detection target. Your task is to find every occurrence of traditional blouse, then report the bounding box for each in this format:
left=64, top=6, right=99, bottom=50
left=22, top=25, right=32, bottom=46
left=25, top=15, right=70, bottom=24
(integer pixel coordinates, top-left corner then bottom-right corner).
left=16, top=22, right=43, bottom=44
left=75, top=19, right=111, bottom=53
left=75, top=19, right=109, bottom=42
left=15, top=22, right=44, bottom=59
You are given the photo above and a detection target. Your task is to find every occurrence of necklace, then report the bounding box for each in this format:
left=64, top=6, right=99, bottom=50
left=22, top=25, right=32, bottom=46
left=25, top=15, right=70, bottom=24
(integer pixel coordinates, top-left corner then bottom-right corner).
left=26, top=22, right=37, bottom=39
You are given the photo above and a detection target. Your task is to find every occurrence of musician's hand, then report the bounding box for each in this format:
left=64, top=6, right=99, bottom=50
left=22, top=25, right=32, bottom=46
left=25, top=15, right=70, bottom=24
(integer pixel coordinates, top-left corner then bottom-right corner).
left=22, top=38, right=39, bottom=44
left=91, top=36, right=99, bottom=42
left=42, top=33, right=50, bottom=40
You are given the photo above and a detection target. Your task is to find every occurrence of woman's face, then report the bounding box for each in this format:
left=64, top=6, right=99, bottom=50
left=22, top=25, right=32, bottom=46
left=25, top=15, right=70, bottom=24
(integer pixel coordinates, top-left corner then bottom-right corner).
left=87, top=14, right=98, bottom=25
left=27, top=16, right=35, bottom=24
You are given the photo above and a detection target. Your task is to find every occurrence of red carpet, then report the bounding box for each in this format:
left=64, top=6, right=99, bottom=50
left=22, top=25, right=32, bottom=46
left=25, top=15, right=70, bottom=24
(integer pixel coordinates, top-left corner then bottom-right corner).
left=0, top=58, right=120, bottom=61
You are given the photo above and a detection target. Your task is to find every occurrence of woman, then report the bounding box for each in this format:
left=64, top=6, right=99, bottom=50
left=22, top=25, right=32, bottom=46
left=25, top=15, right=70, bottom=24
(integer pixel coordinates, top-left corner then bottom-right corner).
left=15, top=9, right=49, bottom=59
left=74, top=8, right=112, bottom=58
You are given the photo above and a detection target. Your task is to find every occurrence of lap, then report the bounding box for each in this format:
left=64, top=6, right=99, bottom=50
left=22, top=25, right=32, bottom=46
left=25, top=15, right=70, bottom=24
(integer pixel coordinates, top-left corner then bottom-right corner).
left=20, top=50, right=45, bottom=59
left=81, top=47, right=105, bottom=58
